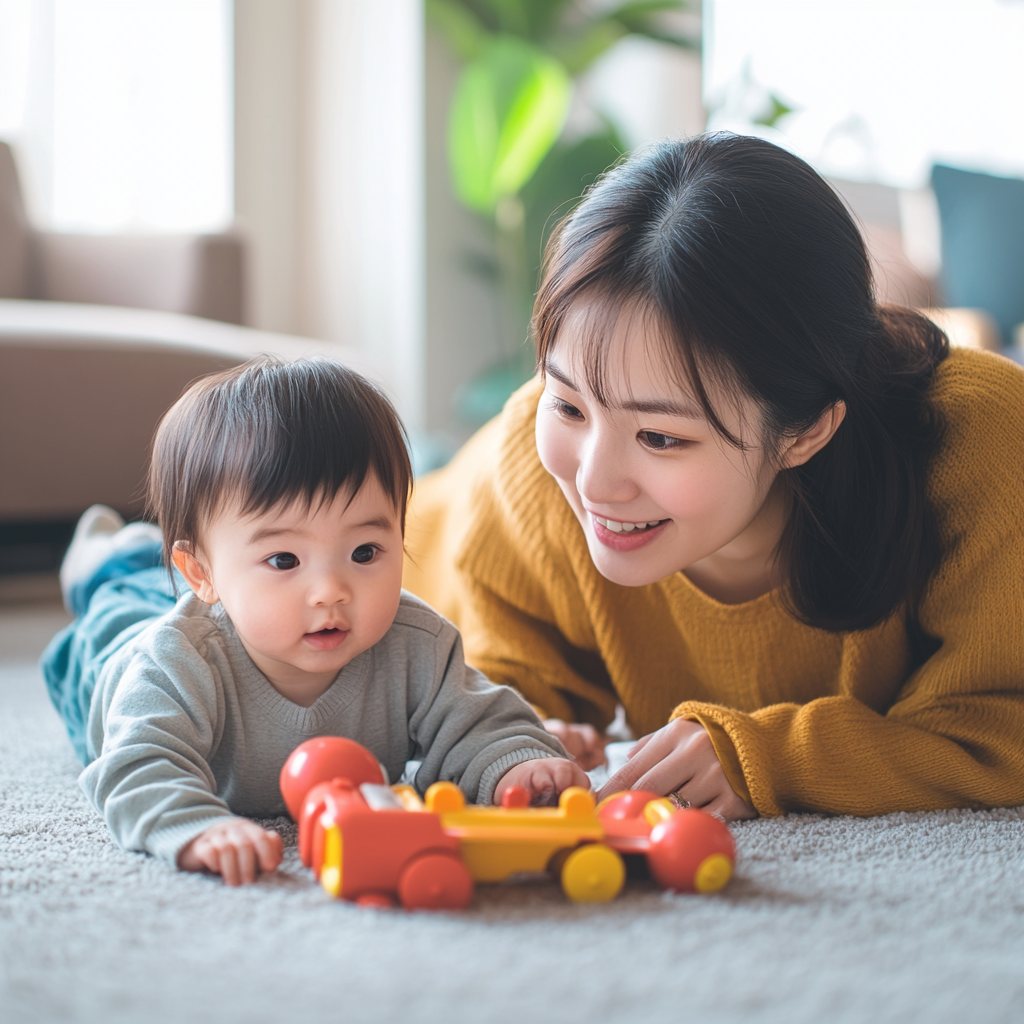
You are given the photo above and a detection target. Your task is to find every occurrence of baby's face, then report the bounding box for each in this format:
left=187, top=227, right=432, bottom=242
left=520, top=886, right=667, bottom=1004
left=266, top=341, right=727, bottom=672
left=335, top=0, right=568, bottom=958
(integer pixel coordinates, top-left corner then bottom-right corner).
left=179, top=476, right=404, bottom=705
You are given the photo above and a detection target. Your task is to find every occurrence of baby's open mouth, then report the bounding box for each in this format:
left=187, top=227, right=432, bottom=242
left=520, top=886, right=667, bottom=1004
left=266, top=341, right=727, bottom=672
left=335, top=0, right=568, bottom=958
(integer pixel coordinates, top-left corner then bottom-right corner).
left=304, top=627, right=348, bottom=651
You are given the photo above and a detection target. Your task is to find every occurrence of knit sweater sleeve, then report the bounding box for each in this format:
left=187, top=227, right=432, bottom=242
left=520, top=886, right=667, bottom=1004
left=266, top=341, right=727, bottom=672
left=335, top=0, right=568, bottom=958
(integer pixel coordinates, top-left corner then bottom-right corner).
left=79, top=621, right=234, bottom=863
left=677, top=351, right=1024, bottom=816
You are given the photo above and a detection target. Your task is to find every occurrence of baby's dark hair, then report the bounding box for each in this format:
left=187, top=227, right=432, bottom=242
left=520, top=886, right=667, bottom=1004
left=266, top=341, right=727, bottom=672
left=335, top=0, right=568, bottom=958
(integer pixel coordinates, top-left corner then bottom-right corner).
left=147, top=356, right=411, bottom=567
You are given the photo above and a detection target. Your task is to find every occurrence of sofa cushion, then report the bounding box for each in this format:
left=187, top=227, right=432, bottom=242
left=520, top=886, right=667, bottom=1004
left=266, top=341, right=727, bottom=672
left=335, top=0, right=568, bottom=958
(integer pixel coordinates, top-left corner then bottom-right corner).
left=931, top=163, right=1024, bottom=344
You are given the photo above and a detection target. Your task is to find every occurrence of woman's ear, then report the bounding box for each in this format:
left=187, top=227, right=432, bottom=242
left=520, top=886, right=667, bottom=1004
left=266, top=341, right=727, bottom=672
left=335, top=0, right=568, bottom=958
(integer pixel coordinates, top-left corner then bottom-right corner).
left=171, top=542, right=219, bottom=605
left=782, top=401, right=847, bottom=469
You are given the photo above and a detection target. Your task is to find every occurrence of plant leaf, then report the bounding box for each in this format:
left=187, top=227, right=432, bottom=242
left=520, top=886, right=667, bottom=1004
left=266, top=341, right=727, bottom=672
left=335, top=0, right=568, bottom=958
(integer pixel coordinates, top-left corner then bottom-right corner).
left=753, top=93, right=795, bottom=129
left=551, top=20, right=628, bottom=76
left=448, top=36, right=572, bottom=212
left=426, top=0, right=490, bottom=60
left=521, top=127, right=625, bottom=278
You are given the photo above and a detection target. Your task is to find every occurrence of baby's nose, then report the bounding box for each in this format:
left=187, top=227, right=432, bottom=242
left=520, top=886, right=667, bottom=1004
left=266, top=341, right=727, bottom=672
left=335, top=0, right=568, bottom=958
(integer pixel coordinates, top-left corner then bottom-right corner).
left=308, top=571, right=351, bottom=605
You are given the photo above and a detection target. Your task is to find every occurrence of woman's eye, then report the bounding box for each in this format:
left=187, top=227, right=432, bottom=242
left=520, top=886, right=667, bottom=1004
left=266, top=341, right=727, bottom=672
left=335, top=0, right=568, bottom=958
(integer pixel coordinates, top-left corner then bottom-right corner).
left=351, top=545, right=376, bottom=564
left=640, top=431, right=687, bottom=450
left=552, top=397, right=584, bottom=420
left=267, top=552, right=299, bottom=570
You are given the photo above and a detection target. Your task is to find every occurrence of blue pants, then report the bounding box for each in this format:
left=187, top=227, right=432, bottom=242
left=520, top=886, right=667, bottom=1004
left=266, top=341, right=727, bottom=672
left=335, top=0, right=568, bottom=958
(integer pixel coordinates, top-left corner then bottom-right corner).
left=41, top=541, right=178, bottom=764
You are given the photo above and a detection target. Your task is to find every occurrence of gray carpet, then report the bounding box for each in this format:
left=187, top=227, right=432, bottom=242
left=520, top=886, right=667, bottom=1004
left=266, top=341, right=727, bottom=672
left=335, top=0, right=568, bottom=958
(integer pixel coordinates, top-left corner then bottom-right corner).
left=2, top=600, right=1024, bottom=1024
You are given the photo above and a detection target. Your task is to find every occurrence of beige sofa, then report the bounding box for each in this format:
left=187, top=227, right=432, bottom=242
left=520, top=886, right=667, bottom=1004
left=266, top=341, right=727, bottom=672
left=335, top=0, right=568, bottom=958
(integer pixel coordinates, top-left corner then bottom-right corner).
left=0, top=300, right=368, bottom=523
left=0, top=142, right=371, bottom=526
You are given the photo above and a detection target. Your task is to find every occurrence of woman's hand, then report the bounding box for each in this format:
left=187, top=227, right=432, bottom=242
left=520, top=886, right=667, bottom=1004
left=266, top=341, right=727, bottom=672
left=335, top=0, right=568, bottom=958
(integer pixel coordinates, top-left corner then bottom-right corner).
left=596, top=718, right=758, bottom=821
left=177, top=817, right=283, bottom=886
left=494, top=757, right=591, bottom=806
left=543, top=719, right=607, bottom=770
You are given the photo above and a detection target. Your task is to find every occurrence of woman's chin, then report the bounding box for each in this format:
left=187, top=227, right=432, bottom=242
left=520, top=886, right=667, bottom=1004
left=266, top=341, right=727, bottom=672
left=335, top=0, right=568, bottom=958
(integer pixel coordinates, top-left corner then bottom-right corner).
left=587, top=540, right=678, bottom=588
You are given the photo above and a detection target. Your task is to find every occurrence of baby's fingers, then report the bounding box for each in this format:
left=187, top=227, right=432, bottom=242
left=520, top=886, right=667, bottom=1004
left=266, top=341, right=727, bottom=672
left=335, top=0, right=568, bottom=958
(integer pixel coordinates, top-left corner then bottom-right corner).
left=236, top=841, right=258, bottom=885
left=255, top=830, right=283, bottom=874
left=217, top=843, right=241, bottom=886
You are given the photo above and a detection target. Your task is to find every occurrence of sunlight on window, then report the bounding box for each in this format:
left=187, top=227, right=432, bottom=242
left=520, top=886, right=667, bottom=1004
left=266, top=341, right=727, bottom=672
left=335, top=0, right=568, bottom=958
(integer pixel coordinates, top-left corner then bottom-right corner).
left=705, top=0, right=1024, bottom=188
left=0, top=0, right=232, bottom=232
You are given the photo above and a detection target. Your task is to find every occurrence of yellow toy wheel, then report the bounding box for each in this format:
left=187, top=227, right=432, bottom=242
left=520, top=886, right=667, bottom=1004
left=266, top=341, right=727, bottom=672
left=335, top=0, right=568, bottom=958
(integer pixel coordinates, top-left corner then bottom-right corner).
left=560, top=843, right=625, bottom=903
left=693, top=853, right=733, bottom=894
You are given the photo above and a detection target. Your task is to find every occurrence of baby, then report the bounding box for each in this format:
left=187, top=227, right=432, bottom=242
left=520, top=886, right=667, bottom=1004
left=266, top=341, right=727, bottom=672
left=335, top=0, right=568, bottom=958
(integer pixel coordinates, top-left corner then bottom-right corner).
left=42, top=357, right=586, bottom=885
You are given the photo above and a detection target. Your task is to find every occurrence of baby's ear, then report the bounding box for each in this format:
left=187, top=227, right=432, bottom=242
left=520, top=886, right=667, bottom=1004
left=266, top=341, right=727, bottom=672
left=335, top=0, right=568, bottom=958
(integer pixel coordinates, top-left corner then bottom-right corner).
left=172, top=542, right=219, bottom=605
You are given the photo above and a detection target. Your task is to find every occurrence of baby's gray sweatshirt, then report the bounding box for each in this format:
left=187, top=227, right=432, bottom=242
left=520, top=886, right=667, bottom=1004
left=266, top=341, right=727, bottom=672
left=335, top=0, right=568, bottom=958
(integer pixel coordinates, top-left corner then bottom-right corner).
left=79, top=590, right=565, bottom=864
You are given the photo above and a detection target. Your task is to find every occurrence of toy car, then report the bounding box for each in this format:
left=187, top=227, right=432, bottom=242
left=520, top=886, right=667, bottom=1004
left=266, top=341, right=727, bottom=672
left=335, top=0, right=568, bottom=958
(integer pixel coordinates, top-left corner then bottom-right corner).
left=280, top=736, right=736, bottom=910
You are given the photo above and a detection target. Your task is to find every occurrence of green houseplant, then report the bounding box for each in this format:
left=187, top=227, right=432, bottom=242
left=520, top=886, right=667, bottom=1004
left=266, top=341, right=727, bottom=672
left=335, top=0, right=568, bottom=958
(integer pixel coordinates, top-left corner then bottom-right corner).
left=427, top=0, right=699, bottom=424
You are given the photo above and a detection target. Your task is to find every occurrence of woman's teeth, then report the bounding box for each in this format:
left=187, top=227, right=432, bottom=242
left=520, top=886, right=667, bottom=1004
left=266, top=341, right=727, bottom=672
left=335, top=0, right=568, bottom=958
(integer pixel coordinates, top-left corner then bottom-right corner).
left=592, top=516, right=663, bottom=534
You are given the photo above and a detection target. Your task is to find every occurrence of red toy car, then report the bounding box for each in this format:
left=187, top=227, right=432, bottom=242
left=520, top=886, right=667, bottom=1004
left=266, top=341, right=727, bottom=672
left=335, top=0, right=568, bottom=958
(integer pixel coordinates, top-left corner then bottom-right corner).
left=280, top=736, right=736, bottom=910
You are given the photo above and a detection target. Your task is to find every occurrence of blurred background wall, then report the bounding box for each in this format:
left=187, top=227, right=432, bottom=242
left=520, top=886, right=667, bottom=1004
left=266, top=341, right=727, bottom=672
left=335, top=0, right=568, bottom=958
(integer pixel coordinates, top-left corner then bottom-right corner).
left=2, top=0, right=1022, bottom=457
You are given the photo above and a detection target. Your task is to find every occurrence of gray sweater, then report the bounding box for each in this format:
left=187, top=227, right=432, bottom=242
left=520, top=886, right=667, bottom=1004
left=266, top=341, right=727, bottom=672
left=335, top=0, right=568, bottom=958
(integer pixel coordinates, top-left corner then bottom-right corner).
left=79, top=590, right=565, bottom=864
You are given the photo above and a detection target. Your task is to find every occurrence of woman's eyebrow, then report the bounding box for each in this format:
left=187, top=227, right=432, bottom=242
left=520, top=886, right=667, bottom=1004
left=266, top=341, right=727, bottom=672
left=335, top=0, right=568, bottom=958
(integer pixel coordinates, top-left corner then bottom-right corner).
left=620, top=396, right=704, bottom=419
left=546, top=357, right=702, bottom=419
left=544, top=360, right=578, bottom=391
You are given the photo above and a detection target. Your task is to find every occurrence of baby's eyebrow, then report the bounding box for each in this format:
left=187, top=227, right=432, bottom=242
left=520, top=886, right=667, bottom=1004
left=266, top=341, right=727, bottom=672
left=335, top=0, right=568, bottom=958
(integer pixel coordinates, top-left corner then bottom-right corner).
left=355, top=515, right=393, bottom=530
left=247, top=526, right=297, bottom=545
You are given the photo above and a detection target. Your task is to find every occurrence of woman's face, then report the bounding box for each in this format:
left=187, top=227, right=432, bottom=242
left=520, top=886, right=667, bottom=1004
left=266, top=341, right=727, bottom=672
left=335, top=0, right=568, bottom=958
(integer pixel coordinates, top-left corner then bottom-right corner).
left=534, top=305, right=784, bottom=592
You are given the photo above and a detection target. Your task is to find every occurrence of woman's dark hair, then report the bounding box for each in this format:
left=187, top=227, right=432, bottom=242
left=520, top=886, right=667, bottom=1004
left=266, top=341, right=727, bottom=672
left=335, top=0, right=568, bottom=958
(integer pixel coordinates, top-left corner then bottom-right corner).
left=148, top=356, right=412, bottom=569
left=534, top=133, right=948, bottom=632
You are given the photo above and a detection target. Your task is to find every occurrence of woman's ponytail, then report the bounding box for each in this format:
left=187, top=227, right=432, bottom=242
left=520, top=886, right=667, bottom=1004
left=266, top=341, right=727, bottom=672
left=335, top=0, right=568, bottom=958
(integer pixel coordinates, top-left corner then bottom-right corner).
left=778, top=307, right=948, bottom=631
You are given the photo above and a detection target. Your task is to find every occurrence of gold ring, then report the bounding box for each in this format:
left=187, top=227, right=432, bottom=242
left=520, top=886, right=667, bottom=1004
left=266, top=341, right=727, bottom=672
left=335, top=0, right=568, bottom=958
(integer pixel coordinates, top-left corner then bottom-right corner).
left=669, top=789, right=690, bottom=810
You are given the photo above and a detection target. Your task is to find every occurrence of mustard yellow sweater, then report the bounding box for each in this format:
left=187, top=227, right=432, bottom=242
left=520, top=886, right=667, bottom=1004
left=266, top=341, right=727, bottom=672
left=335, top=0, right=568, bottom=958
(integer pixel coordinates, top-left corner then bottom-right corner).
left=404, top=348, right=1024, bottom=817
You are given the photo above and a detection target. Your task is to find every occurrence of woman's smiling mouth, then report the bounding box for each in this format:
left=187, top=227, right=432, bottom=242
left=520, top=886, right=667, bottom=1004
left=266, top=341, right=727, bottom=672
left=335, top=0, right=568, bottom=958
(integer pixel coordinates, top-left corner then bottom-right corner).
left=303, top=627, right=349, bottom=651
left=590, top=514, right=669, bottom=550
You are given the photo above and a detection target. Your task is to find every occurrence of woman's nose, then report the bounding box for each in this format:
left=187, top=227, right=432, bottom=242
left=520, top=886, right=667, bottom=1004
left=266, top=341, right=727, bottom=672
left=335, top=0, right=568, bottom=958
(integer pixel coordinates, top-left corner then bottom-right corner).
left=576, top=431, right=640, bottom=506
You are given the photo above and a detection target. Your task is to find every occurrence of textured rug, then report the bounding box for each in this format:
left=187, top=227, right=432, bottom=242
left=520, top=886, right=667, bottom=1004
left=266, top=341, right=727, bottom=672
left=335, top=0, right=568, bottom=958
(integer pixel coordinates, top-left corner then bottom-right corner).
left=2, top=601, right=1023, bottom=1024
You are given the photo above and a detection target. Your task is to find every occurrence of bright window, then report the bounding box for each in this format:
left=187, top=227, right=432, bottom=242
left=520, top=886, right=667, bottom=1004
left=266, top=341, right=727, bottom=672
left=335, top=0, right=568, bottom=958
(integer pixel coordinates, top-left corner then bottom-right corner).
left=0, top=0, right=232, bottom=232
left=705, top=0, right=1024, bottom=188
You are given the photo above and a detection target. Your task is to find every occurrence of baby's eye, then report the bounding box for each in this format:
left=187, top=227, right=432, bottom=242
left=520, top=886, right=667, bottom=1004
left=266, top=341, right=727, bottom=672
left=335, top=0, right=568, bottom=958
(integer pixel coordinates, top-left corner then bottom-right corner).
left=267, top=552, right=299, bottom=570
left=351, top=545, right=376, bottom=564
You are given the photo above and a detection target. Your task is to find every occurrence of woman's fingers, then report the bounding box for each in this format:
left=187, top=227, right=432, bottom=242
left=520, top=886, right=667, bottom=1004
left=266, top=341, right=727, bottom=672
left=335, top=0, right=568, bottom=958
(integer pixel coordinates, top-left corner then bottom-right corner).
left=597, top=730, right=676, bottom=799
left=625, top=733, right=654, bottom=760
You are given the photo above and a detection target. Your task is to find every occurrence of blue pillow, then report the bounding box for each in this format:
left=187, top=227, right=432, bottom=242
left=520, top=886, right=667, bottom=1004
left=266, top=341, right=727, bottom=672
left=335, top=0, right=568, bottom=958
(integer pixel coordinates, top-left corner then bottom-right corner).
left=931, top=164, right=1024, bottom=344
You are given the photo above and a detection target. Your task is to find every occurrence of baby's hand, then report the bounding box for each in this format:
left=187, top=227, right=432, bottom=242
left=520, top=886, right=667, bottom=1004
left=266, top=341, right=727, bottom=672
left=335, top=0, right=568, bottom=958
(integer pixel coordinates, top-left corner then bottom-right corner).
left=494, top=757, right=591, bottom=807
left=543, top=719, right=607, bottom=770
left=177, top=817, right=283, bottom=886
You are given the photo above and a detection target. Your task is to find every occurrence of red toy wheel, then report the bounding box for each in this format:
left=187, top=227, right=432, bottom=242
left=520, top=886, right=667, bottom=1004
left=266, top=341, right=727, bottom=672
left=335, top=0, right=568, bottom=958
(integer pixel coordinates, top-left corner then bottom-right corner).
left=647, top=809, right=736, bottom=894
left=398, top=853, right=474, bottom=911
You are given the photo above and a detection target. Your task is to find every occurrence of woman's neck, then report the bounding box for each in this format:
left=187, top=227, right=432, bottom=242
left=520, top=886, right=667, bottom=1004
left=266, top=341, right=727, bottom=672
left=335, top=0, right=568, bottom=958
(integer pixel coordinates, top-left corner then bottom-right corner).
left=682, top=479, right=789, bottom=604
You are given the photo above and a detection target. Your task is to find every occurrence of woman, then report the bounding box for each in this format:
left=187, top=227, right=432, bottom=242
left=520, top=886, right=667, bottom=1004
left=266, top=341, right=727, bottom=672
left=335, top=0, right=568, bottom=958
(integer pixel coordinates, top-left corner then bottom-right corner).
left=404, top=134, right=1024, bottom=820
